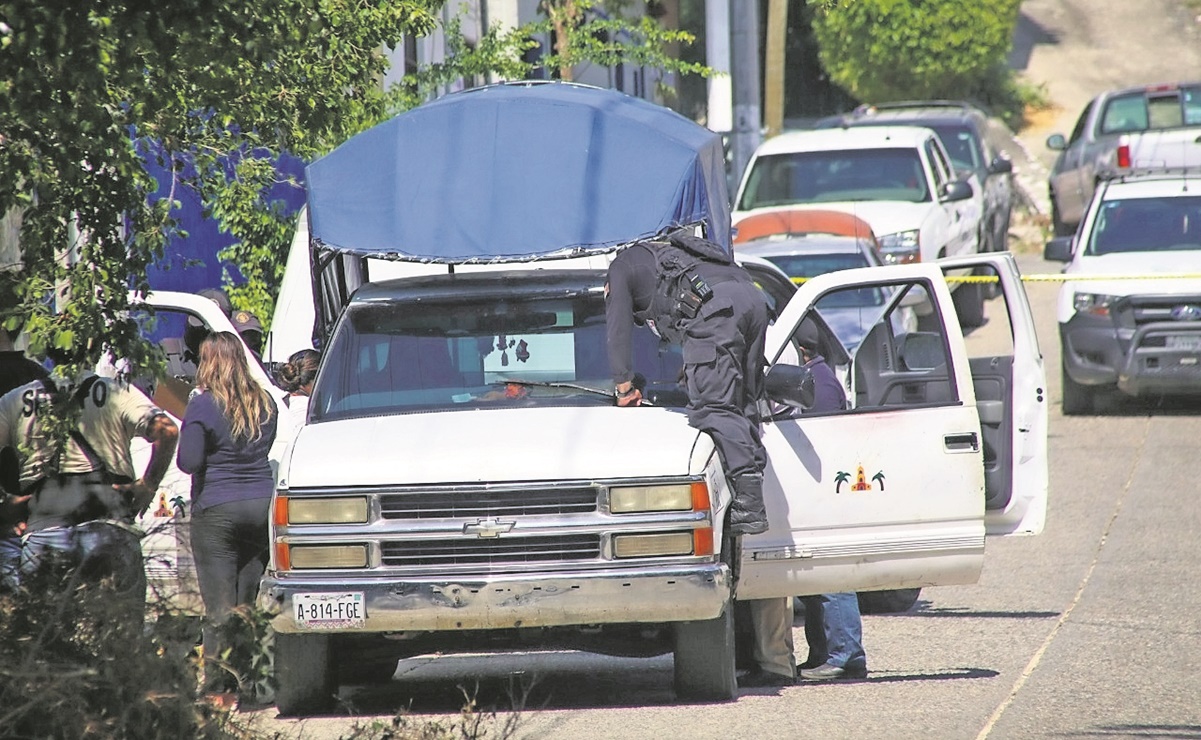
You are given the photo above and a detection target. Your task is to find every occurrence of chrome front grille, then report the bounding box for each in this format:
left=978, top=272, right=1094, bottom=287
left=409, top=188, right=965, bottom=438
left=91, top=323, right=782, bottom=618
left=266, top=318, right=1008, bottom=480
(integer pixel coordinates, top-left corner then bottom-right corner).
left=380, top=534, right=601, bottom=567
left=380, top=486, right=598, bottom=519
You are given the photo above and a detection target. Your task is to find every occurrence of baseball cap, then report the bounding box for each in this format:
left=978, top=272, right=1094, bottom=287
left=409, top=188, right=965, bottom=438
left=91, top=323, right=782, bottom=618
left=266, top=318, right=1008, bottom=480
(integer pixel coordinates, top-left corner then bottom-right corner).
left=188, top=287, right=234, bottom=329
left=231, top=310, right=262, bottom=335
left=197, top=288, right=232, bottom=317
left=796, top=316, right=821, bottom=351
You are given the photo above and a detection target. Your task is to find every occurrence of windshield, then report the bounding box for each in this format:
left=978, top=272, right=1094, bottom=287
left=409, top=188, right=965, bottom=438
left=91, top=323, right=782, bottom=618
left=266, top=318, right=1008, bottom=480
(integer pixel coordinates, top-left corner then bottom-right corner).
left=738, top=148, right=930, bottom=211
left=1086, top=196, right=1201, bottom=255
left=310, top=290, right=685, bottom=422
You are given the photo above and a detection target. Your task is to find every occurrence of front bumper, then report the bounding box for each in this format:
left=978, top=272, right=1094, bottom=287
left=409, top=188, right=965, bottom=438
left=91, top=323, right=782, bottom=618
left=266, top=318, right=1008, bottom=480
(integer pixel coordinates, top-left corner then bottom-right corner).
left=1062, top=317, right=1201, bottom=396
left=259, top=562, right=731, bottom=634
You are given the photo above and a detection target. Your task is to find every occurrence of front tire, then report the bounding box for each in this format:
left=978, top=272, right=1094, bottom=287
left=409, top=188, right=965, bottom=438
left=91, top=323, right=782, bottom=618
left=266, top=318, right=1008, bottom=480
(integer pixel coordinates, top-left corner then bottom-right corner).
left=673, top=600, right=738, bottom=702
left=1051, top=196, right=1073, bottom=237
left=1061, top=362, right=1095, bottom=416
left=274, top=633, right=336, bottom=716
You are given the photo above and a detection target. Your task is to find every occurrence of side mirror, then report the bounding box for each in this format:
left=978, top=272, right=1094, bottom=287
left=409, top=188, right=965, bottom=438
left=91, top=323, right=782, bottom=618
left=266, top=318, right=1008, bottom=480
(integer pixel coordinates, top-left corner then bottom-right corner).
left=940, top=179, right=973, bottom=203
left=1046, top=133, right=1067, bottom=151
left=1044, top=236, right=1074, bottom=262
left=765, top=363, right=815, bottom=410
left=899, top=284, right=931, bottom=309
left=988, top=156, right=1013, bottom=175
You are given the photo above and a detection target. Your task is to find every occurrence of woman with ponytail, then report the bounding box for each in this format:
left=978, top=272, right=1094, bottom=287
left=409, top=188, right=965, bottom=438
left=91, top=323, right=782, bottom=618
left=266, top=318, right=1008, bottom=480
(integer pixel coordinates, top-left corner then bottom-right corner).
left=177, top=331, right=278, bottom=701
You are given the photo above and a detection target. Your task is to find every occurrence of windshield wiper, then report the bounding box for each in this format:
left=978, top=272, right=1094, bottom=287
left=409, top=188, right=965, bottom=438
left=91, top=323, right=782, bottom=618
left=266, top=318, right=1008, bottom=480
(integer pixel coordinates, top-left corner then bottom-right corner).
left=493, top=379, right=655, bottom=405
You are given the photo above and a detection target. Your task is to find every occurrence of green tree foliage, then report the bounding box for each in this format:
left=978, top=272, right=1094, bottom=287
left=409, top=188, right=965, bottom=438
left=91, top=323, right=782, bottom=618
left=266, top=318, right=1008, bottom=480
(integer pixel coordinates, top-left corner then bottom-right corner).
left=812, top=0, right=1022, bottom=106
left=0, top=0, right=442, bottom=385
left=1, top=0, right=706, bottom=386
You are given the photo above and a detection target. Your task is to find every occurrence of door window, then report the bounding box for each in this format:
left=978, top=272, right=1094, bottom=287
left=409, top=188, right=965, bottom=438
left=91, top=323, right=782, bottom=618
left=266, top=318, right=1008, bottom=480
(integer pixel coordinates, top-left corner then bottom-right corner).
left=787, top=278, right=956, bottom=414
left=924, top=139, right=949, bottom=191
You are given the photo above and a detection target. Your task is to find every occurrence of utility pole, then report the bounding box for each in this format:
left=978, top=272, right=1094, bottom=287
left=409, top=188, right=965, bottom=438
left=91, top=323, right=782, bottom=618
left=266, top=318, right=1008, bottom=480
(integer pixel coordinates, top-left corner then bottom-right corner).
left=729, top=0, right=762, bottom=194
left=763, top=0, right=788, bottom=137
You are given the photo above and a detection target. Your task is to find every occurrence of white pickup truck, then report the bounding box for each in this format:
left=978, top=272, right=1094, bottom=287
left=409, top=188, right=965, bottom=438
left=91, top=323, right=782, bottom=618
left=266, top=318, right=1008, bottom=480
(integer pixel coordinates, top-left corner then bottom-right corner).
left=259, top=252, right=1048, bottom=714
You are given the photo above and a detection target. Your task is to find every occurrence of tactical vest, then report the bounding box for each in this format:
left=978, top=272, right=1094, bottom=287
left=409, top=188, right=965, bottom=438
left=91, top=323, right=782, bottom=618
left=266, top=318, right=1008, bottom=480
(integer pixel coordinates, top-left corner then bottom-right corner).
left=646, top=233, right=737, bottom=344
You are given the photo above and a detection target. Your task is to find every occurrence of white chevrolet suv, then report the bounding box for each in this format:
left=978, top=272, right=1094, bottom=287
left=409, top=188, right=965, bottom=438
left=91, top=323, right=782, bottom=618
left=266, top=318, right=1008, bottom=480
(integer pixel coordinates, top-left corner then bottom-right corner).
left=1045, top=170, right=1201, bottom=414
left=733, top=126, right=986, bottom=326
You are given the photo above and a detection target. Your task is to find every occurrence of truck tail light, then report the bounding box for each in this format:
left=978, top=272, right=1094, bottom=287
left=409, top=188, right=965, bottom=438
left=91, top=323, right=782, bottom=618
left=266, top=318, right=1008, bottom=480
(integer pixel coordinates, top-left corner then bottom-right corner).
left=1116, top=139, right=1131, bottom=169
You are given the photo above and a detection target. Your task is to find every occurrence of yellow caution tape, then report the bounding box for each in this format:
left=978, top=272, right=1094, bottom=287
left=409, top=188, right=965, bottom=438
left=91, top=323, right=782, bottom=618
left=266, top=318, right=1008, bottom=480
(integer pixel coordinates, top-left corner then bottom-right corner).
left=790, top=273, right=1201, bottom=285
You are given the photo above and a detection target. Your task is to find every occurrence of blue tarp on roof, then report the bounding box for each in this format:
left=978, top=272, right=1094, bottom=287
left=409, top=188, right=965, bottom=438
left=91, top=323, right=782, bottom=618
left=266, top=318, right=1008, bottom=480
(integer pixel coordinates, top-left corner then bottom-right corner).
left=305, top=82, right=731, bottom=263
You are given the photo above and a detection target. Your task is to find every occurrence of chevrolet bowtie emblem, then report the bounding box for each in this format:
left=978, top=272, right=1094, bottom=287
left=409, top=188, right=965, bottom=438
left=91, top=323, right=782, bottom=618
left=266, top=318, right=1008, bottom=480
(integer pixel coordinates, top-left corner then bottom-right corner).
left=463, top=518, right=516, bottom=538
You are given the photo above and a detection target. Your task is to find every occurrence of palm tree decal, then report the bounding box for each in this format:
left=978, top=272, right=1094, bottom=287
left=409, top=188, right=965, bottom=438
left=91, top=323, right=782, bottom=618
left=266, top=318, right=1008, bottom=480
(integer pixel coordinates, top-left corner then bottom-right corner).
left=834, top=471, right=851, bottom=493
left=872, top=471, right=886, bottom=491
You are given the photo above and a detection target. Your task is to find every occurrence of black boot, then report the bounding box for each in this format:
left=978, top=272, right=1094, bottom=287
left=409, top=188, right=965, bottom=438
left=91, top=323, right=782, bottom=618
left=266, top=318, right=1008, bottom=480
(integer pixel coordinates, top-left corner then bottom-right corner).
left=728, top=473, right=768, bottom=535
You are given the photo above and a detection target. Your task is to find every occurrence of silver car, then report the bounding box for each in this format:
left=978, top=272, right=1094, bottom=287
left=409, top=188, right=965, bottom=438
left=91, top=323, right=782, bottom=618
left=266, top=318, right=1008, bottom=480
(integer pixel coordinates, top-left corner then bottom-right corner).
left=737, top=234, right=918, bottom=351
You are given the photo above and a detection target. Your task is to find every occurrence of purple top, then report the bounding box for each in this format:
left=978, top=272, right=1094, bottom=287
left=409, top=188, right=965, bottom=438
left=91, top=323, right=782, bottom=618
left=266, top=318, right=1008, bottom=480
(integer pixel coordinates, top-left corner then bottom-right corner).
left=177, top=391, right=277, bottom=510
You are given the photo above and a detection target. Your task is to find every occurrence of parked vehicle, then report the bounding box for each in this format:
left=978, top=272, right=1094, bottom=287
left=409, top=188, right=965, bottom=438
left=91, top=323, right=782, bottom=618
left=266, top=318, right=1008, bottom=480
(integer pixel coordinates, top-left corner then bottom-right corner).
left=257, top=83, right=1048, bottom=714
left=1045, top=82, right=1201, bottom=236
left=731, top=126, right=988, bottom=327
left=733, top=208, right=879, bottom=249
left=737, top=232, right=917, bottom=350
left=1044, top=168, right=1201, bottom=414
left=815, top=100, right=1015, bottom=255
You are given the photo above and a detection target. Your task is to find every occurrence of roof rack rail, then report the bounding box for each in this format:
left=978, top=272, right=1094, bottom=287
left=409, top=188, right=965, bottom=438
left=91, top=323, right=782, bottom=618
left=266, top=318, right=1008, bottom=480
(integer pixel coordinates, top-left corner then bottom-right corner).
left=851, top=100, right=979, bottom=115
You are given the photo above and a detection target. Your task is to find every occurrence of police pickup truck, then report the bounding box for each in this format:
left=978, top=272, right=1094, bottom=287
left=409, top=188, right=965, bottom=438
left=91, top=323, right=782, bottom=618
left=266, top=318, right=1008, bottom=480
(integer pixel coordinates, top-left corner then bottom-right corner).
left=259, top=252, right=1048, bottom=714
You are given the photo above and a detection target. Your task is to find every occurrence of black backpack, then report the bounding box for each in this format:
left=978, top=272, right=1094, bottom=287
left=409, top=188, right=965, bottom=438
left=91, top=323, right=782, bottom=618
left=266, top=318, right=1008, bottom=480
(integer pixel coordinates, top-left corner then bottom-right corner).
left=646, top=233, right=734, bottom=344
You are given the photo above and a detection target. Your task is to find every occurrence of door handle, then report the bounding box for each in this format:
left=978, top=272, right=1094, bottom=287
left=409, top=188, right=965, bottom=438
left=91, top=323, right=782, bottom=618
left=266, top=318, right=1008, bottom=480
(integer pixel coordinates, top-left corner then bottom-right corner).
left=944, top=432, right=979, bottom=452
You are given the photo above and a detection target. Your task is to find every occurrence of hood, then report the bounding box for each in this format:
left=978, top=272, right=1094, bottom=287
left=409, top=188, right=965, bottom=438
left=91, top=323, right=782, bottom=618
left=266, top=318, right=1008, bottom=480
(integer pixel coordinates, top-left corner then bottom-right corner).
left=735, top=202, right=933, bottom=238
left=284, top=406, right=711, bottom=488
left=1065, top=251, right=1201, bottom=296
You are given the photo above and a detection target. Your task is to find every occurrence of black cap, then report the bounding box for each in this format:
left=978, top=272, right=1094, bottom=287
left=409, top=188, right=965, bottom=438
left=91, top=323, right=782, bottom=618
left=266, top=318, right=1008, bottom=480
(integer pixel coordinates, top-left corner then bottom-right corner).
left=796, top=317, right=821, bottom=351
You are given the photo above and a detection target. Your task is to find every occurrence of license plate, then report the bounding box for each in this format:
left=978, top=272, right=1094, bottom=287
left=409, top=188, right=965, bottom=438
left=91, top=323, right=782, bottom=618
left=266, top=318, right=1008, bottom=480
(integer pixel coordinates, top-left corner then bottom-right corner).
left=1166, top=335, right=1201, bottom=351
left=293, top=592, right=365, bottom=629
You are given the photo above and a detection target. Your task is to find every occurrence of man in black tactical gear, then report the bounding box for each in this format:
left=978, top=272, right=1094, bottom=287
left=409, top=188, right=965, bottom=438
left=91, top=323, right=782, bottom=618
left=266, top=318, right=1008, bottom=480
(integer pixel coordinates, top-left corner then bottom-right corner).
left=605, top=232, right=771, bottom=535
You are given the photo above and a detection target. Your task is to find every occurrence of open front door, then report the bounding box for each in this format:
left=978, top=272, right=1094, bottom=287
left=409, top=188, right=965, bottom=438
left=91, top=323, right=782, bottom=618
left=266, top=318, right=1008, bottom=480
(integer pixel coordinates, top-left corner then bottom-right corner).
left=737, top=263, right=989, bottom=601
left=937, top=253, right=1049, bottom=536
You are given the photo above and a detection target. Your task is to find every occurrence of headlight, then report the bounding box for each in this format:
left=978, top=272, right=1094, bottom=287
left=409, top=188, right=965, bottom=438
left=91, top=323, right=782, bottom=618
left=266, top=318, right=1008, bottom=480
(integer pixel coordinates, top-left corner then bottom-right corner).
left=1072, top=292, right=1119, bottom=317
left=877, top=230, right=921, bottom=264
left=609, top=483, right=703, bottom=513
left=277, top=496, right=369, bottom=525
left=612, top=532, right=695, bottom=558
left=288, top=544, right=368, bottom=569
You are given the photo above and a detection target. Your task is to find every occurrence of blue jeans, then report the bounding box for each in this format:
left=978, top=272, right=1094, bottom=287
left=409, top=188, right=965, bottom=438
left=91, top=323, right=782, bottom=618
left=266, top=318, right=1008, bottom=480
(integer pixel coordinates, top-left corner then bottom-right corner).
left=0, top=534, right=20, bottom=592
left=20, top=521, right=147, bottom=611
left=800, top=592, right=866, bottom=669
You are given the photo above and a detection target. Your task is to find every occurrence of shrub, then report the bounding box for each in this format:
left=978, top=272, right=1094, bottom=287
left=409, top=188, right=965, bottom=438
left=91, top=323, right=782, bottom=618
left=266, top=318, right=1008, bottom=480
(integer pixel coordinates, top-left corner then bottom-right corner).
left=812, top=1, right=1023, bottom=108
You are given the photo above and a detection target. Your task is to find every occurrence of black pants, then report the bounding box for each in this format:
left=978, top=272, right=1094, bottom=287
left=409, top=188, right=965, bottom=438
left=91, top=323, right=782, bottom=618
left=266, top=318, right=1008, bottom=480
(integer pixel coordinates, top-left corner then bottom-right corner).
left=681, top=279, right=769, bottom=479
left=190, top=497, right=271, bottom=691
